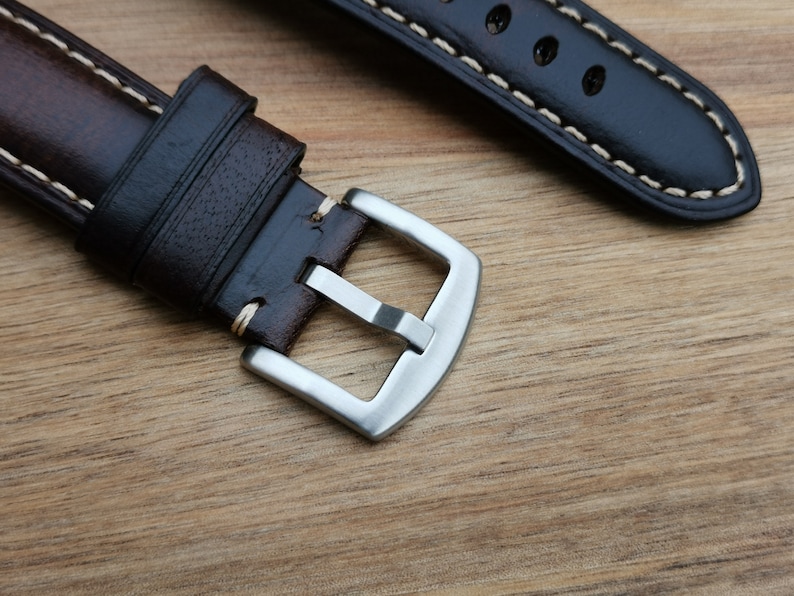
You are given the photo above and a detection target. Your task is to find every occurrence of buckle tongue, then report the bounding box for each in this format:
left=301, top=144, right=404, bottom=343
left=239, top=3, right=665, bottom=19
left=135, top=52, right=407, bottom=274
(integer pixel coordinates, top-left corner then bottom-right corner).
left=240, top=189, right=481, bottom=440
left=302, top=264, right=435, bottom=352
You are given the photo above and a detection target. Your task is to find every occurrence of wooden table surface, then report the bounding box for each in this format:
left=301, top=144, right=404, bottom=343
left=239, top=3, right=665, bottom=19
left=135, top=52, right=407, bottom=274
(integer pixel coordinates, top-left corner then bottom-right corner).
left=1, top=0, right=792, bottom=593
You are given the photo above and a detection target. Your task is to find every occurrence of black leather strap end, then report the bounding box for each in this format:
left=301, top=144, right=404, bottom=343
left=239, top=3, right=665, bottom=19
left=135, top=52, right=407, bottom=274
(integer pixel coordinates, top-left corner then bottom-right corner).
left=320, top=0, right=761, bottom=221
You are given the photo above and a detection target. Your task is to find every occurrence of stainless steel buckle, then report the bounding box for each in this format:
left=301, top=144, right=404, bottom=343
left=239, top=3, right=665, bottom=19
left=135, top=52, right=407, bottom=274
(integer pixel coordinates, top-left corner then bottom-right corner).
left=240, top=188, right=481, bottom=440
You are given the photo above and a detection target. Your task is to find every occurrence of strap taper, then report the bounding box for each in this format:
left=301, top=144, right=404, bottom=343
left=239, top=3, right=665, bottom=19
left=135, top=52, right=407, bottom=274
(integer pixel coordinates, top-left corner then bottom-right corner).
left=319, top=0, right=761, bottom=221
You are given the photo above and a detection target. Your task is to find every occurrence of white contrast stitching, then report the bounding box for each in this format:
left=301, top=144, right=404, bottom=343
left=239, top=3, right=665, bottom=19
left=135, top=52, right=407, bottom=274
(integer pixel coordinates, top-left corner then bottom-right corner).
left=0, top=4, right=167, bottom=209
left=311, top=195, right=341, bottom=221
left=0, top=146, right=95, bottom=209
left=0, top=5, right=164, bottom=115
left=360, top=0, right=745, bottom=200
left=231, top=301, right=261, bottom=336
left=234, top=192, right=340, bottom=336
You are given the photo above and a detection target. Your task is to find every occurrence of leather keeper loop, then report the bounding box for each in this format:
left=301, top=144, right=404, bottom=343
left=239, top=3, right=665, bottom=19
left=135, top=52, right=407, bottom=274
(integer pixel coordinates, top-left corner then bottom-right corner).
left=76, top=66, right=307, bottom=313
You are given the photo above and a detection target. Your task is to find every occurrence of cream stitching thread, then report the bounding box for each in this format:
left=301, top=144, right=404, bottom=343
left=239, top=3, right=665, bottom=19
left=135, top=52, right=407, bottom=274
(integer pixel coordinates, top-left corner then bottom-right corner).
left=233, top=192, right=340, bottom=334
left=311, top=195, right=341, bottom=221
left=231, top=301, right=261, bottom=336
left=0, top=5, right=164, bottom=115
left=0, top=146, right=95, bottom=209
left=0, top=4, right=166, bottom=209
left=360, top=0, right=745, bottom=200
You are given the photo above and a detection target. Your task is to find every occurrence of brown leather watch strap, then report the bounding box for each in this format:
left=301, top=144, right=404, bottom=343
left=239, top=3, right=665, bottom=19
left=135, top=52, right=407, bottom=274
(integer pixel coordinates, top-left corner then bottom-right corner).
left=0, top=0, right=368, bottom=354
left=0, top=0, right=482, bottom=439
left=0, top=0, right=166, bottom=229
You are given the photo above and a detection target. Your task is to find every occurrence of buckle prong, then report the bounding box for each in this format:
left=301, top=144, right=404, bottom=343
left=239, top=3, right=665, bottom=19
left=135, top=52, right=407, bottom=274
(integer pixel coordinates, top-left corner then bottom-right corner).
left=240, top=189, right=481, bottom=441
left=303, top=264, right=434, bottom=352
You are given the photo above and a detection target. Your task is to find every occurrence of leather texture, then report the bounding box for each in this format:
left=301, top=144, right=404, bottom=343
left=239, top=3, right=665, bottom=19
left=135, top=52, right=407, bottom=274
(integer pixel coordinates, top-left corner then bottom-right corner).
left=0, top=1, right=167, bottom=229
left=0, top=0, right=368, bottom=354
left=319, top=0, right=761, bottom=221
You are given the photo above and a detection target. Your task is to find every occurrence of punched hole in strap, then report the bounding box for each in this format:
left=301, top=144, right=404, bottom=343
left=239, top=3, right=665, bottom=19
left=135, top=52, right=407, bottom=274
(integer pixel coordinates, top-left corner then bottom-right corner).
left=583, top=65, right=606, bottom=96
left=534, top=36, right=559, bottom=66
left=486, top=5, right=511, bottom=35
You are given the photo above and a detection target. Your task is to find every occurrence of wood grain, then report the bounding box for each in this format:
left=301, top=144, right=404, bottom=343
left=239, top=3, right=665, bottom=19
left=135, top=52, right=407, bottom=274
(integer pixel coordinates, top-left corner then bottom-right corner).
left=1, top=0, right=792, bottom=593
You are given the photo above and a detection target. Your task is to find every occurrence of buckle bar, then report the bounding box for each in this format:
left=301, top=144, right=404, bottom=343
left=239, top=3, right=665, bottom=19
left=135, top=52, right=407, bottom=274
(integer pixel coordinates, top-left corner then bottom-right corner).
left=240, top=189, right=481, bottom=440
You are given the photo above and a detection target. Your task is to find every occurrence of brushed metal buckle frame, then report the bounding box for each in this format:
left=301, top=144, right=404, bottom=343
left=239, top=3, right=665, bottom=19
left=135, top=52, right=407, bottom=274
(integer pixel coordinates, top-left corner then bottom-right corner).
left=240, top=188, right=481, bottom=440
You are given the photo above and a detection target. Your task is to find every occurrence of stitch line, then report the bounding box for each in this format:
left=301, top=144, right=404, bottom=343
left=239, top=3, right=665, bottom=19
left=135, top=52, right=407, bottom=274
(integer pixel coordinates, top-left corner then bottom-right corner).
left=0, top=3, right=166, bottom=210
left=236, top=191, right=342, bottom=335
left=0, top=4, right=164, bottom=115
left=231, top=300, right=260, bottom=336
left=360, top=0, right=744, bottom=200
left=0, top=146, right=95, bottom=209
left=311, top=195, right=341, bottom=221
